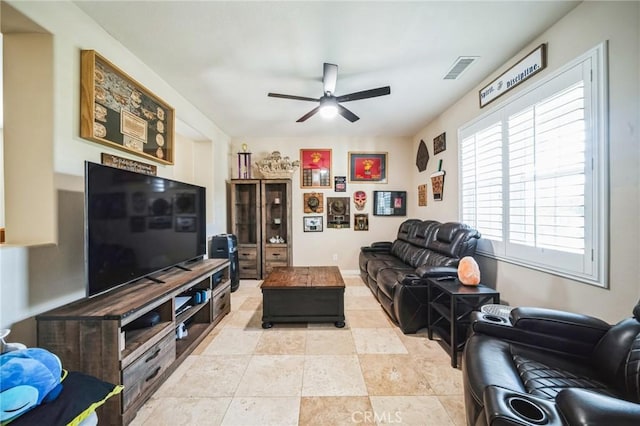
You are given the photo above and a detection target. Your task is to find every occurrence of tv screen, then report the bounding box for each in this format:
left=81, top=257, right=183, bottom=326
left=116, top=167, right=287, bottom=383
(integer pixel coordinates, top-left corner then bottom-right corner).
left=85, top=162, right=207, bottom=297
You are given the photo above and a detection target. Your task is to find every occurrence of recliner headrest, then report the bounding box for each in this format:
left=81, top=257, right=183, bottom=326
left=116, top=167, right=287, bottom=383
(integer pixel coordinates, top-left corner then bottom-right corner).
left=436, top=223, right=459, bottom=243
left=634, top=301, right=640, bottom=321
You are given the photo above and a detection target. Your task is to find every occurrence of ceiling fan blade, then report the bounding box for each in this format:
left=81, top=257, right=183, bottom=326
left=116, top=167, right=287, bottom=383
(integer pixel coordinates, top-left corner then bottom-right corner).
left=296, top=106, right=321, bottom=122
left=323, top=63, right=338, bottom=94
left=336, top=86, right=391, bottom=103
left=268, top=92, right=318, bottom=102
left=337, top=104, right=360, bottom=122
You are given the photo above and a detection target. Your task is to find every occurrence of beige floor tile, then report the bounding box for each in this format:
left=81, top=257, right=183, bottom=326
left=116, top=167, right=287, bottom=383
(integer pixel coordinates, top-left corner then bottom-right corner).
left=359, top=354, right=434, bottom=396
left=343, top=275, right=367, bottom=287
left=230, top=294, right=248, bottom=311
left=369, top=396, right=454, bottom=425
left=221, top=397, right=300, bottom=426
left=302, top=355, right=368, bottom=396
left=347, top=310, right=395, bottom=328
left=352, top=328, right=408, bottom=354
left=135, top=396, right=232, bottom=426
left=235, top=355, right=305, bottom=396
left=414, top=356, right=464, bottom=395
left=156, top=354, right=250, bottom=397
left=394, top=329, right=452, bottom=362
left=202, top=328, right=262, bottom=355
left=305, top=329, right=357, bottom=355
left=345, top=285, right=376, bottom=298
left=238, top=296, right=263, bottom=311
left=255, top=329, right=306, bottom=355
left=299, top=396, right=375, bottom=425
left=223, top=309, right=263, bottom=329
left=438, top=395, right=467, bottom=426
left=345, top=295, right=383, bottom=310
left=191, top=326, right=223, bottom=355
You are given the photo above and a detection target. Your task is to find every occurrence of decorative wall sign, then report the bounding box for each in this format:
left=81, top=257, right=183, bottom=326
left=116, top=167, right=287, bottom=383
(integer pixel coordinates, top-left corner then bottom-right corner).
left=354, top=214, right=369, bottom=231
left=303, top=216, right=323, bottom=232
left=300, top=149, right=332, bottom=188
left=433, top=132, right=446, bottom=155
left=416, top=140, right=429, bottom=172
left=303, top=192, right=324, bottom=213
left=327, top=197, right=350, bottom=228
left=353, top=191, right=367, bottom=211
left=334, top=176, right=347, bottom=192
left=101, top=153, right=157, bottom=175
left=479, top=43, right=547, bottom=108
left=348, top=152, right=388, bottom=183
left=418, top=184, right=427, bottom=206
left=430, top=171, right=445, bottom=201
left=81, top=50, right=174, bottom=164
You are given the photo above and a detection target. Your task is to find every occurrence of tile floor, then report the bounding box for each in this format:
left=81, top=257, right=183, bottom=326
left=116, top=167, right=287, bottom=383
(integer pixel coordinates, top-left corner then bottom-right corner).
left=130, top=274, right=466, bottom=426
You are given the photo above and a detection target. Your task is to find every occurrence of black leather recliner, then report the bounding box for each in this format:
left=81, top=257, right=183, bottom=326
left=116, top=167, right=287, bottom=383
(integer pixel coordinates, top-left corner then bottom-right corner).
left=462, top=302, right=640, bottom=426
left=359, top=219, right=481, bottom=333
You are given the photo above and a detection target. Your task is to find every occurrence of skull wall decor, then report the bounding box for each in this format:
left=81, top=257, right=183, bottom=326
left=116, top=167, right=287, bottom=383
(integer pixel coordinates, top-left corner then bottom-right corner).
left=353, top=191, right=367, bottom=211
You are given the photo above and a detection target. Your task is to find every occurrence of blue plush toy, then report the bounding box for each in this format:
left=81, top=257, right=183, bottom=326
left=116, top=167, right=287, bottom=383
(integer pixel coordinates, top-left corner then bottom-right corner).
left=0, top=348, right=63, bottom=423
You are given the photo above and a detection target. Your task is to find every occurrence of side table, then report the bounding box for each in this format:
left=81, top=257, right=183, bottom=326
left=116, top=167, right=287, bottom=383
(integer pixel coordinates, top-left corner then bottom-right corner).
left=428, top=278, right=500, bottom=367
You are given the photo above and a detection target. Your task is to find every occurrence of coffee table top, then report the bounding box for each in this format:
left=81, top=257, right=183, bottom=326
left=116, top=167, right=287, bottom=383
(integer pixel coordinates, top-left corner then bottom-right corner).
left=261, top=266, right=345, bottom=289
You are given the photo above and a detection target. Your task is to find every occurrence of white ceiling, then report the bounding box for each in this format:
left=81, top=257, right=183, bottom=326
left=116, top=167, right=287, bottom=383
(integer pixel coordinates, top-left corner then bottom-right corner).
left=73, top=1, right=579, bottom=139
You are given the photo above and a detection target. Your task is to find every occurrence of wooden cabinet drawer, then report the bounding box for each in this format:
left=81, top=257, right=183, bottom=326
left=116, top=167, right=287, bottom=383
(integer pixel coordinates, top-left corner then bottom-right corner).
left=238, top=247, right=257, bottom=261
left=265, top=261, right=288, bottom=274
left=213, top=282, right=231, bottom=321
left=239, top=260, right=258, bottom=278
left=122, top=332, right=175, bottom=411
left=265, top=247, right=288, bottom=262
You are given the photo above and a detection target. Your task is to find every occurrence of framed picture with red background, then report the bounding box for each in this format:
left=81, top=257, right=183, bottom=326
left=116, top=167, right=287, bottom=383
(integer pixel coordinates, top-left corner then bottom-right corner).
left=300, top=149, right=332, bottom=188
left=348, top=152, right=388, bottom=183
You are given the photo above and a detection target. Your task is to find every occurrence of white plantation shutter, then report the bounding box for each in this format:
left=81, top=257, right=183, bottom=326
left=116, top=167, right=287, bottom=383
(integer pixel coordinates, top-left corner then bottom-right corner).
left=459, top=44, right=607, bottom=287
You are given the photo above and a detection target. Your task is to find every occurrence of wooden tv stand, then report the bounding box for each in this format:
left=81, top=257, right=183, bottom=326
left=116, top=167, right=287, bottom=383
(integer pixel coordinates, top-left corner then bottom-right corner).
left=36, top=258, right=231, bottom=425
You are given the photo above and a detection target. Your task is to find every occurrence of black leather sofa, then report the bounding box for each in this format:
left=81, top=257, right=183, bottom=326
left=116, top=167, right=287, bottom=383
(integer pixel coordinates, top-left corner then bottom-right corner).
left=462, top=303, right=640, bottom=426
left=359, top=219, right=481, bottom=333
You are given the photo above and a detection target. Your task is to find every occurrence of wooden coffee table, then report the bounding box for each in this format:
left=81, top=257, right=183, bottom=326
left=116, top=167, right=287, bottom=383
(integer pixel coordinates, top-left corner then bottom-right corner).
left=261, top=266, right=345, bottom=329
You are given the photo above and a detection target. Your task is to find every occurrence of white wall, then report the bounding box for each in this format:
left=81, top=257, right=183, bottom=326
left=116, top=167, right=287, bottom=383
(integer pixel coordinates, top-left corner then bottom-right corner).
left=0, top=1, right=231, bottom=342
left=413, top=1, right=640, bottom=323
left=233, top=136, right=414, bottom=272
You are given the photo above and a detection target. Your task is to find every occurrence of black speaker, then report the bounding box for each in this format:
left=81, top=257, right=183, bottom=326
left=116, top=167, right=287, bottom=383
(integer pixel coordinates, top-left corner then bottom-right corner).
left=209, top=234, right=239, bottom=292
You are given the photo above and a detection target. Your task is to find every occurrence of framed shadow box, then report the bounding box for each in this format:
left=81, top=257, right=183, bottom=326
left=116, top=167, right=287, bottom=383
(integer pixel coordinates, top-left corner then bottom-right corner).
left=80, top=50, right=175, bottom=165
left=373, top=191, right=407, bottom=216
left=303, top=216, right=323, bottom=232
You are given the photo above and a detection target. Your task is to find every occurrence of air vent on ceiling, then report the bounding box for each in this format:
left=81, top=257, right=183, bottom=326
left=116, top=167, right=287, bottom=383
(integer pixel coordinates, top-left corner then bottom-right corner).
left=443, top=56, right=478, bottom=80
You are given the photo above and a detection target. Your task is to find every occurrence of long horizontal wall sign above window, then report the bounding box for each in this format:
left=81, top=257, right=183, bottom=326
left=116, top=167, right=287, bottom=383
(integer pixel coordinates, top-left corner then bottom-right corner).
left=479, top=44, right=547, bottom=108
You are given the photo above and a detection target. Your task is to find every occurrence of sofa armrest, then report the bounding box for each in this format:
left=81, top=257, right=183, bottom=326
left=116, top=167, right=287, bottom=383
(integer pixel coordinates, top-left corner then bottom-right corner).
left=414, top=265, right=458, bottom=278
left=556, top=388, right=640, bottom=426
left=361, top=241, right=392, bottom=253
left=471, top=307, right=610, bottom=357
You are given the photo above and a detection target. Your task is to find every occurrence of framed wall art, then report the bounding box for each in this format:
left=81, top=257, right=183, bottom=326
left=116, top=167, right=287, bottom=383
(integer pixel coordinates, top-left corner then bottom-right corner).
left=433, top=132, right=446, bottom=155
left=300, top=149, right=332, bottom=188
left=303, top=216, right=323, bottom=232
left=373, top=191, right=407, bottom=216
left=303, top=192, right=324, bottom=213
left=80, top=50, right=175, bottom=165
left=354, top=214, right=369, bottom=231
left=348, top=152, right=388, bottom=183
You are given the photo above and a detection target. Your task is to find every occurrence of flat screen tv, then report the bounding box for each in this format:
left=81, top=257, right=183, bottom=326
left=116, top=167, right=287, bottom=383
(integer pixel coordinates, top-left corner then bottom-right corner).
left=85, top=161, right=207, bottom=297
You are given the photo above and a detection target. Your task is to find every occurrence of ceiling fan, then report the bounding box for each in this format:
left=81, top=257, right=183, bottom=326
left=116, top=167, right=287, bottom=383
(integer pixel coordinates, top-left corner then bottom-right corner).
left=268, top=63, right=391, bottom=123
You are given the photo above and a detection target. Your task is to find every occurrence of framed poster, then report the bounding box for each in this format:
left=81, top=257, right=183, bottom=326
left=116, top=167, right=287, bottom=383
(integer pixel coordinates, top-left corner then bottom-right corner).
left=303, top=216, right=323, bottom=232
left=348, top=152, right=388, bottom=183
left=80, top=50, right=174, bottom=165
left=334, top=176, right=347, bottom=192
left=300, top=149, right=332, bottom=188
left=433, top=132, right=446, bottom=155
left=354, top=214, right=369, bottom=231
left=373, top=191, right=407, bottom=216
left=303, top=192, right=324, bottom=213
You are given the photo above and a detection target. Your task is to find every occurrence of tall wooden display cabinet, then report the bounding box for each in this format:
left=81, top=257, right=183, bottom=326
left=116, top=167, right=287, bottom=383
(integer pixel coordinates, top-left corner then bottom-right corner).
left=230, top=179, right=292, bottom=279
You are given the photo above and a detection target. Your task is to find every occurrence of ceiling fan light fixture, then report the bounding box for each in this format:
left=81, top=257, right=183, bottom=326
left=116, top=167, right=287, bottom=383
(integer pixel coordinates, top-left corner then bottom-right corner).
left=319, top=97, right=338, bottom=119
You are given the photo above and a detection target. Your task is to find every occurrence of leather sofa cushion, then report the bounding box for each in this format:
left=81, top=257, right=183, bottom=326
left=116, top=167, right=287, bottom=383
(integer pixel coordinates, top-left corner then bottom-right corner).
left=367, top=258, right=408, bottom=281
left=377, top=267, right=415, bottom=299
left=427, top=222, right=478, bottom=258
left=464, top=334, right=618, bottom=405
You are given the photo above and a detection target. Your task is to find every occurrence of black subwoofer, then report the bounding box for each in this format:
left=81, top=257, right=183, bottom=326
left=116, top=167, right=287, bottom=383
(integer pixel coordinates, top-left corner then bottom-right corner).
left=209, top=234, right=239, bottom=292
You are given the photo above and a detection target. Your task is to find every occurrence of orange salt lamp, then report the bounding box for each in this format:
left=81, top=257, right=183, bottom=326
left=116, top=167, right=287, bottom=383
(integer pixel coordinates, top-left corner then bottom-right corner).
left=458, top=256, right=481, bottom=286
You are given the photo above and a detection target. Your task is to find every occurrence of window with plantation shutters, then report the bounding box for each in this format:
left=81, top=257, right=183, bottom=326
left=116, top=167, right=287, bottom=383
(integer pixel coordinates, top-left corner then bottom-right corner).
left=459, top=43, right=608, bottom=287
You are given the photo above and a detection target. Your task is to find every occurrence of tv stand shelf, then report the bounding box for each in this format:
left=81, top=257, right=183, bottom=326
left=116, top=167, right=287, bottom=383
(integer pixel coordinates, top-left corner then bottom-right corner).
left=36, top=258, right=231, bottom=425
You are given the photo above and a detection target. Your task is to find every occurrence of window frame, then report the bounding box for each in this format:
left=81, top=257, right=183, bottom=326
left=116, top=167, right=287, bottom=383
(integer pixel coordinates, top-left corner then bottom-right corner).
left=458, top=42, right=609, bottom=288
